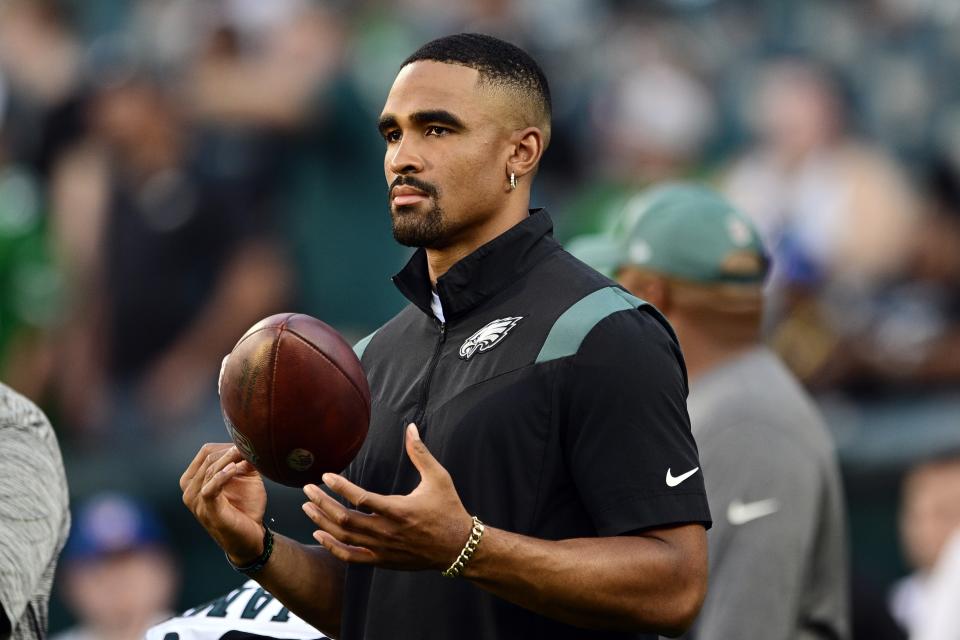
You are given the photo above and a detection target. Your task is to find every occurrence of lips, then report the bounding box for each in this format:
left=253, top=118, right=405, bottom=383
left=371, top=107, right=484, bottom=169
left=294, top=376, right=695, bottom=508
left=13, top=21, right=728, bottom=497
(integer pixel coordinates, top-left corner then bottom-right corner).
left=391, top=185, right=429, bottom=206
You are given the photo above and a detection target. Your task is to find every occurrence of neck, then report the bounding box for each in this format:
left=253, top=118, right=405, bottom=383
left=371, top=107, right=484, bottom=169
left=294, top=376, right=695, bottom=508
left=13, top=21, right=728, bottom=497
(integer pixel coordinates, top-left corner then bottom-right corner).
left=672, top=318, right=757, bottom=382
left=425, top=197, right=529, bottom=285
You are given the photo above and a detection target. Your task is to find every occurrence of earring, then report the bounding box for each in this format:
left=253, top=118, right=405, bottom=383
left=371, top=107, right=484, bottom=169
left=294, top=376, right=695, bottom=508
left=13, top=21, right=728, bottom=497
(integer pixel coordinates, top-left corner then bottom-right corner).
left=509, top=172, right=517, bottom=191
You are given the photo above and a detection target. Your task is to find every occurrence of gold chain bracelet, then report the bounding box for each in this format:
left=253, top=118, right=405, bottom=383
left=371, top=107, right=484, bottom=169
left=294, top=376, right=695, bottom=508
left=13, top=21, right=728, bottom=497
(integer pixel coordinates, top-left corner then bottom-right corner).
left=441, top=516, right=485, bottom=578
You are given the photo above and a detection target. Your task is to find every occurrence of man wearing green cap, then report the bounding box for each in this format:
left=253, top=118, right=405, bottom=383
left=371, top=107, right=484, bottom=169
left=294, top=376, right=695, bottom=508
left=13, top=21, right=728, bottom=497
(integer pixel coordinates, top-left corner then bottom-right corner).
left=569, top=183, right=850, bottom=640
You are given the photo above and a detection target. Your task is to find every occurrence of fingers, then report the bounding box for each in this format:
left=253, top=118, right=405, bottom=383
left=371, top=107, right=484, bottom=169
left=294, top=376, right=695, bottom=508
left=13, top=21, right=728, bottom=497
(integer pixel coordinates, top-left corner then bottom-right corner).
left=321, top=473, right=390, bottom=513
left=404, top=424, right=446, bottom=482
left=180, top=443, right=234, bottom=491
left=303, top=484, right=386, bottom=547
left=301, top=499, right=380, bottom=549
left=304, top=484, right=376, bottom=530
left=234, top=459, right=257, bottom=476
left=182, top=445, right=235, bottom=506
left=198, top=447, right=244, bottom=499
left=182, top=453, right=214, bottom=509
left=200, top=461, right=240, bottom=500
left=204, top=446, right=244, bottom=482
left=313, top=529, right=377, bottom=564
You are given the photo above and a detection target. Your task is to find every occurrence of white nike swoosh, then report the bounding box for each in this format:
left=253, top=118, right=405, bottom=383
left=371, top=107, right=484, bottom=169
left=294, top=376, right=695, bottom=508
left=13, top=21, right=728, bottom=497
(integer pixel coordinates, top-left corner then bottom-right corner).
left=727, top=498, right=780, bottom=525
left=665, top=466, right=700, bottom=487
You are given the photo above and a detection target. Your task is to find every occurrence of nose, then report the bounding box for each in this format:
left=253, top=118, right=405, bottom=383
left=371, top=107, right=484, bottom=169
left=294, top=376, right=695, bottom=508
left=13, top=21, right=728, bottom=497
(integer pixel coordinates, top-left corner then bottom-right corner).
left=386, top=136, right=424, bottom=177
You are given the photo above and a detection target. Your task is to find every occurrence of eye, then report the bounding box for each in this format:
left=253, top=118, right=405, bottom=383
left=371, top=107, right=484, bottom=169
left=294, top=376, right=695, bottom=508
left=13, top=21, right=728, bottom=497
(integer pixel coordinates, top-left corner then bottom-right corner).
left=383, top=130, right=401, bottom=144
left=425, top=125, right=450, bottom=137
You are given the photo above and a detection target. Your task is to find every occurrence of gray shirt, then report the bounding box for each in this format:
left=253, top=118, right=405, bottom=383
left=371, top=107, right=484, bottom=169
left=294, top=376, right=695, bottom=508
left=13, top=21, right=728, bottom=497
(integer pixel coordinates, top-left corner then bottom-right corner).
left=683, top=347, right=849, bottom=640
left=0, top=384, right=70, bottom=639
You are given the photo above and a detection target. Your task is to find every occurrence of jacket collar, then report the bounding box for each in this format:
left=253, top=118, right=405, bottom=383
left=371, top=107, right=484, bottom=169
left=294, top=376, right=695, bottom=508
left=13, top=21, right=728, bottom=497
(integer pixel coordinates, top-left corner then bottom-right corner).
left=392, top=208, right=559, bottom=322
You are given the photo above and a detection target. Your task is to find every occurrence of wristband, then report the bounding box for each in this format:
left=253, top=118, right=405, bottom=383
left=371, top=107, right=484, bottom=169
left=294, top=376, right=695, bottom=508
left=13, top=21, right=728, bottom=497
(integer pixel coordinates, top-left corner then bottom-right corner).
left=227, top=526, right=274, bottom=575
left=441, top=516, right=484, bottom=578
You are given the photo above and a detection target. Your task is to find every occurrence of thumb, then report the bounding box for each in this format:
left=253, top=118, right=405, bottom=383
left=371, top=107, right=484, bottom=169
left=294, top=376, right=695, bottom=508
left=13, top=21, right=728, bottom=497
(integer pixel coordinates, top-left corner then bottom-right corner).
left=404, top=423, right=444, bottom=481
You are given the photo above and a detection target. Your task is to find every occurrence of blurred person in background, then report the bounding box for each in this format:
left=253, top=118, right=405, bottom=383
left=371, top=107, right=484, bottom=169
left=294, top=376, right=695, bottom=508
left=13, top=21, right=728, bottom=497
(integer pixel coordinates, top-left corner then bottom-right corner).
left=0, top=0, right=80, bottom=402
left=805, top=156, right=960, bottom=391
left=53, top=493, right=177, bottom=640
left=889, top=454, right=960, bottom=637
left=570, top=183, right=849, bottom=640
left=0, top=0, right=87, bottom=179
left=50, top=73, right=291, bottom=442
left=0, top=382, right=69, bottom=640
left=178, top=1, right=408, bottom=335
left=561, top=21, right=717, bottom=240
left=721, top=57, right=918, bottom=387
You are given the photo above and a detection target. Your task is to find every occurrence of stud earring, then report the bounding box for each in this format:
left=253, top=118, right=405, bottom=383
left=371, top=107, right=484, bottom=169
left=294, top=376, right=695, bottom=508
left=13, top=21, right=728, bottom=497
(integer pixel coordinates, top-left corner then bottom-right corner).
left=509, top=172, right=517, bottom=191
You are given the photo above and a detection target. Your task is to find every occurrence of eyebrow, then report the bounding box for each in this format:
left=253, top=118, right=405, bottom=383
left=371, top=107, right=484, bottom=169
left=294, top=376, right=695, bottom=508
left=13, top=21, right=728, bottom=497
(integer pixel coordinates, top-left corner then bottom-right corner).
left=377, top=110, right=467, bottom=136
left=377, top=115, right=398, bottom=136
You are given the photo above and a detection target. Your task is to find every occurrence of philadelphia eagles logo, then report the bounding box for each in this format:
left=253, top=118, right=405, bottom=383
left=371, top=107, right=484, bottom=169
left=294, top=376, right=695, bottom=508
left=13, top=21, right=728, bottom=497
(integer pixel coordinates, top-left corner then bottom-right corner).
left=459, top=317, right=523, bottom=360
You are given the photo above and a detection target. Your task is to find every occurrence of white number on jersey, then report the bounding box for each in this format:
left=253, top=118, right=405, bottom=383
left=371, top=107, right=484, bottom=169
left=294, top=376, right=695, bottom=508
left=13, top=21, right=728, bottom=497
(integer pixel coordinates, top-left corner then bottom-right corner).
left=145, top=581, right=325, bottom=640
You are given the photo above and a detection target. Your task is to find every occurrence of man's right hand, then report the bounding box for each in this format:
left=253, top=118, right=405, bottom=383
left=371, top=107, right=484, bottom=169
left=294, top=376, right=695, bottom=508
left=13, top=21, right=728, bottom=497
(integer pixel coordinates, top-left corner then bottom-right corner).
left=180, top=443, right=267, bottom=565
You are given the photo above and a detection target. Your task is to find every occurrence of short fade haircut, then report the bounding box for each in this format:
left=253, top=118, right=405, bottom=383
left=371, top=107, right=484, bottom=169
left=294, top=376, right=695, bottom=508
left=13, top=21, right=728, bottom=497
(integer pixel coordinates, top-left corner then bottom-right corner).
left=401, top=33, right=552, bottom=141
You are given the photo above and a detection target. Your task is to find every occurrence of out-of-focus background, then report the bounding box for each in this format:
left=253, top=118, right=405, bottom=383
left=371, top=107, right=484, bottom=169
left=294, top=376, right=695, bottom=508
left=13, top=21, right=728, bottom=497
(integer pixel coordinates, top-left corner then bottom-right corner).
left=1, top=0, right=959, bottom=637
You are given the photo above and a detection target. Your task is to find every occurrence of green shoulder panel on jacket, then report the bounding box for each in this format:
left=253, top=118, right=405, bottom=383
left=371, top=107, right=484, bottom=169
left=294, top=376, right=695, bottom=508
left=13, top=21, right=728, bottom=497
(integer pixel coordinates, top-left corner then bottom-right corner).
left=535, top=286, right=649, bottom=364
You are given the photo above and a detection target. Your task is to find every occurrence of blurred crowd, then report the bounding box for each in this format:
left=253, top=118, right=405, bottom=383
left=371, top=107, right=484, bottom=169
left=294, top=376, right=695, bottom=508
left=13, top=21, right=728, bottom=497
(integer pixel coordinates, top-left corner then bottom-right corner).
left=2, top=0, right=960, bottom=637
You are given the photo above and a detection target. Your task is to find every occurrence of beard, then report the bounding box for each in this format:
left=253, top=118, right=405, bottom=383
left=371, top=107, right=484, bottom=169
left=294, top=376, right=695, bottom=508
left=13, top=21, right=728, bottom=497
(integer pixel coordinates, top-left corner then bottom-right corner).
left=391, top=200, right=447, bottom=248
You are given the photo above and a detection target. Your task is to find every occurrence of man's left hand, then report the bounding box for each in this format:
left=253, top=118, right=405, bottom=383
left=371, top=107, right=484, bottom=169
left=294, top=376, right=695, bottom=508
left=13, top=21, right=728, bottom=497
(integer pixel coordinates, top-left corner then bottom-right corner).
left=303, top=423, right=473, bottom=571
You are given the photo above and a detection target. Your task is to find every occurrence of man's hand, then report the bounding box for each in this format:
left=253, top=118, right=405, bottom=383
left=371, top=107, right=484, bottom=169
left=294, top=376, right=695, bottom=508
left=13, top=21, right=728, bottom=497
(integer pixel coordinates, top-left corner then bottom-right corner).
left=180, top=443, right=267, bottom=565
left=303, top=423, right=473, bottom=570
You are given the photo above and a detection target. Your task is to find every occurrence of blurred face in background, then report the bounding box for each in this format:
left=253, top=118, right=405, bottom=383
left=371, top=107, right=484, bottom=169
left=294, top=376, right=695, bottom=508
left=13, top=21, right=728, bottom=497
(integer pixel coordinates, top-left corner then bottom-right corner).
left=900, top=459, right=960, bottom=573
left=379, top=61, right=519, bottom=249
left=91, top=82, right=182, bottom=173
left=599, top=60, right=716, bottom=182
left=0, top=0, right=76, bottom=103
left=62, top=548, right=177, bottom=636
left=753, top=62, right=844, bottom=162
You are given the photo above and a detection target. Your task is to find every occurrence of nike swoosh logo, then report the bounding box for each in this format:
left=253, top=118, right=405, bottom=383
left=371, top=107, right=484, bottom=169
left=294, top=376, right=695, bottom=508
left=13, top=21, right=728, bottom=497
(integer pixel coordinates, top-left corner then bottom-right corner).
left=665, top=466, right=700, bottom=487
left=727, top=498, right=780, bottom=525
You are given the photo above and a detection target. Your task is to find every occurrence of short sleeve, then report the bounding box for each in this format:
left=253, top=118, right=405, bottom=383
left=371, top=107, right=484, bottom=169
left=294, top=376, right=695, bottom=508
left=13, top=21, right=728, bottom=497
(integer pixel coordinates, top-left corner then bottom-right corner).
left=0, top=392, right=69, bottom=627
left=560, top=306, right=711, bottom=536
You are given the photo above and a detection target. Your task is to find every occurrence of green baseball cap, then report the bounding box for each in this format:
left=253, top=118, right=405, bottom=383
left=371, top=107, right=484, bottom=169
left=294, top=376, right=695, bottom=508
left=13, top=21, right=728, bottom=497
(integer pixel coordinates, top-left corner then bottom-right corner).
left=569, top=183, right=769, bottom=284
left=564, top=233, right=623, bottom=278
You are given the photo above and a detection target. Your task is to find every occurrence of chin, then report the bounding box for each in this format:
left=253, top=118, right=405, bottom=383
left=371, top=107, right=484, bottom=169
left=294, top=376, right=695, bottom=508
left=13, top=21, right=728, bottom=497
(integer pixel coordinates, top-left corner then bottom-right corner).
left=391, top=206, right=420, bottom=220
left=389, top=199, right=446, bottom=247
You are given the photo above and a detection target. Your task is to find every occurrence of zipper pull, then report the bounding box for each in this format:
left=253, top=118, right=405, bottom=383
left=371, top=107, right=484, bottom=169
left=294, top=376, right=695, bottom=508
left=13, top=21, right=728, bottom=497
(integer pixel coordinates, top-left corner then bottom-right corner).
left=439, top=322, right=447, bottom=341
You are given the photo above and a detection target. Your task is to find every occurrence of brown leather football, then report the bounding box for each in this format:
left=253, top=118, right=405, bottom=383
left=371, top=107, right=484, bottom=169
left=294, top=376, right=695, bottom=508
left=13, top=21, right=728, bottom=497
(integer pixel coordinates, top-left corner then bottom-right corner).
left=219, top=313, right=370, bottom=487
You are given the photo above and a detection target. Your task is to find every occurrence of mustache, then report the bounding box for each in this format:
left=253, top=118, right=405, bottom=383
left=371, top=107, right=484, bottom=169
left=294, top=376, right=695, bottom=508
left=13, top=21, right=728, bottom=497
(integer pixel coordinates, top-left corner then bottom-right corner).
left=389, top=175, right=439, bottom=200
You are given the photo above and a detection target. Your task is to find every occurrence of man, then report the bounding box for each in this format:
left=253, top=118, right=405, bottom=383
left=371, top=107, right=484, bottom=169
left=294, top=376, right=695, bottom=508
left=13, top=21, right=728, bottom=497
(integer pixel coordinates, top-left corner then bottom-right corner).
left=181, top=34, right=710, bottom=639
left=145, top=581, right=325, bottom=640
left=571, top=183, right=849, bottom=639
left=0, top=383, right=70, bottom=640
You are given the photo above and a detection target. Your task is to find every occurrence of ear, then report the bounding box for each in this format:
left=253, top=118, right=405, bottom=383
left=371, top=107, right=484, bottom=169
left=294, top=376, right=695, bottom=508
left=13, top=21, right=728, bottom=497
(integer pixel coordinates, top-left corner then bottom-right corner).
left=506, top=127, right=545, bottom=183
left=648, top=277, right=672, bottom=314
left=616, top=268, right=672, bottom=314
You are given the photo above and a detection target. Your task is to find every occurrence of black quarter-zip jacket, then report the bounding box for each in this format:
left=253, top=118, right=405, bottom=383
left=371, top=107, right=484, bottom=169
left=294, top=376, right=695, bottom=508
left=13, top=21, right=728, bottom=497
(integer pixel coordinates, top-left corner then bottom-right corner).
left=345, top=209, right=711, bottom=640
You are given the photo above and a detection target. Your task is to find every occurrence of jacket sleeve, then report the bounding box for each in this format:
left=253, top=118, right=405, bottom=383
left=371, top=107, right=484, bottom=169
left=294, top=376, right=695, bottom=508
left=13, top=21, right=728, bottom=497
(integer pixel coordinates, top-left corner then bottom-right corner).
left=559, top=306, right=711, bottom=536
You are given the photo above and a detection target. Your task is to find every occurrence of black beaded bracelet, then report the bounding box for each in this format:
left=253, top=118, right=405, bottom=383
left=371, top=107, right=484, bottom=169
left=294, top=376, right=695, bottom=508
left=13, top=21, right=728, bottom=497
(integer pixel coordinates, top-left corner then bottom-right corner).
left=226, top=526, right=274, bottom=575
